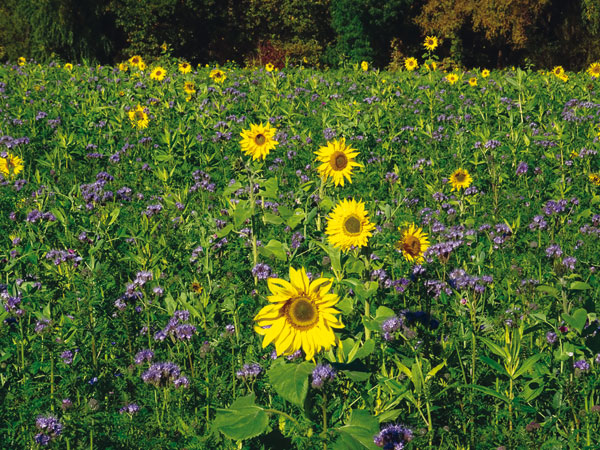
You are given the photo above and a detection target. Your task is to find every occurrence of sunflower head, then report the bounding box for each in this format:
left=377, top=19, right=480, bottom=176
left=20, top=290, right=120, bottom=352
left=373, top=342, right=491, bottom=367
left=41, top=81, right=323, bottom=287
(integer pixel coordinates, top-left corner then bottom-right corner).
left=183, top=82, right=196, bottom=95
left=179, top=62, right=191, bottom=74
left=481, top=69, right=490, bottom=78
left=209, top=68, right=226, bottom=83
left=552, top=66, right=564, bottom=77
left=468, top=77, right=477, bottom=87
left=128, top=104, right=149, bottom=129
left=240, top=122, right=279, bottom=160
left=588, top=62, right=600, bottom=77
left=446, top=73, right=459, bottom=84
left=449, top=168, right=473, bottom=192
left=589, top=173, right=600, bottom=186
left=18, top=57, right=26, bottom=66
left=150, top=67, right=166, bottom=81
left=325, top=198, right=376, bottom=252
left=0, top=152, right=24, bottom=179
left=118, top=62, right=128, bottom=72
left=404, top=57, right=418, bottom=71
left=191, top=282, right=203, bottom=294
left=424, top=36, right=438, bottom=51
left=314, top=138, right=362, bottom=187
left=253, top=267, right=344, bottom=361
left=265, top=63, right=274, bottom=72
left=361, top=61, right=369, bottom=71
left=397, top=224, right=430, bottom=263
left=64, top=63, right=73, bottom=71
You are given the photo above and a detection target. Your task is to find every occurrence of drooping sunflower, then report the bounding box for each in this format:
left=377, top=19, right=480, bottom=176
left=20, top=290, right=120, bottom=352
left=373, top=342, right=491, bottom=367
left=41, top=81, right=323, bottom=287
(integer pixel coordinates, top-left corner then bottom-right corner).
left=325, top=198, right=376, bottom=252
left=481, top=69, right=490, bottom=78
left=551, top=66, right=564, bottom=77
left=240, top=122, right=278, bottom=160
left=128, top=104, right=149, bottom=129
left=179, top=61, right=192, bottom=74
left=209, top=68, right=226, bottom=83
left=253, top=267, right=344, bottom=361
left=449, top=168, right=473, bottom=192
left=405, top=57, right=418, bottom=71
left=588, top=62, right=600, bottom=78
left=446, top=73, right=459, bottom=84
left=424, top=36, right=438, bottom=51
left=191, top=281, right=203, bottom=294
left=314, top=138, right=363, bottom=187
left=589, top=173, right=600, bottom=186
left=0, top=152, right=24, bottom=179
left=397, top=224, right=430, bottom=264
left=468, top=77, right=477, bottom=87
left=150, top=66, right=166, bottom=81
left=265, top=63, right=275, bottom=72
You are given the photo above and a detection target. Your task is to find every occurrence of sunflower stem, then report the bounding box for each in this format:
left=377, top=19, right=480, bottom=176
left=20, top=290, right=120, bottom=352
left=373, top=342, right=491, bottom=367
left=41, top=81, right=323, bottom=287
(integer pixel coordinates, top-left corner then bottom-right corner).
left=321, top=392, right=328, bottom=449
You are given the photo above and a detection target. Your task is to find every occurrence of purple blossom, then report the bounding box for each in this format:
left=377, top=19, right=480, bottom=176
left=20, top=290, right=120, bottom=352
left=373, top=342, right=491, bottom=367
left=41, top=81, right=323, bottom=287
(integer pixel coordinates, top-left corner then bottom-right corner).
left=236, top=362, right=262, bottom=380
left=252, top=262, right=272, bottom=280
left=311, top=363, right=336, bottom=389
left=574, top=359, right=590, bottom=372
left=134, top=349, right=154, bottom=365
left=119, top=403, right=140, bottom=414
left=374, top=424, right=413, bottom=449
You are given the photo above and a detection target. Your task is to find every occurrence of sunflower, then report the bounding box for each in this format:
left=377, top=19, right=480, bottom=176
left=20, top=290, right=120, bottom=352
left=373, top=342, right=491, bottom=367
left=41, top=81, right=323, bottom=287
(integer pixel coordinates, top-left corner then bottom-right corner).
left=314, top=138, right=362, bottom=187
left=240, top=122, right=278, bottom=160
left=183, top=81, right=196, bottom=95
left=424, top=36, right=438, bottom=51
left=551, top=66, right=564, bottom=77
left=138, top=61, right=147, bottom=71
left=468, top=77, right=477, bottom=87
left=397, top=224, right=430, bottom=264
left=361, top=61, right=369, bottom=72
left=18, top=57, right=26, bottom=66
left=0, top=152, right=24, bottom=179
left=128, top=104, right=149, bottom=129
left=449, top=168, right=473, bottom=192
left=325, top=198, right=376, bottom=252
left=446, top=73, right=459, bottom=84
left=588, top=62, right=600, bottom=78
left=405, top=57, right=418, bottom=71
left=118, top=62, right=128, bottom=72
left=64, top=63, right=73, bottom=71
left=265, top=63, right=275, bottom=72
left=209, top=68, right=226, bottom=83
left=179, top=62, right=192, bottom=74
left=589, top=173, right=600, bottom=186
left=253, top=267, right=344, bottom=361
left=150, top=66, right=166, bottom=81
left=191, top=282, right=203, bottom=294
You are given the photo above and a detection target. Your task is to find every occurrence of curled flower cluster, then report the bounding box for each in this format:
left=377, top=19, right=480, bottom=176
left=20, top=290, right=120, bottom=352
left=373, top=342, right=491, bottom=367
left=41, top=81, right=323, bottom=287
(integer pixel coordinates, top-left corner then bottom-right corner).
left=154, top=310, right=197, bottom=341
left=236, top=363, right=262, bottom=380
left=373, top=423, right=413, bottom=450
left=311, top=363, right=336, bottom=389
left=141, top=362, right=189, bottom=388
left=35, top=415, right=63, bottom=446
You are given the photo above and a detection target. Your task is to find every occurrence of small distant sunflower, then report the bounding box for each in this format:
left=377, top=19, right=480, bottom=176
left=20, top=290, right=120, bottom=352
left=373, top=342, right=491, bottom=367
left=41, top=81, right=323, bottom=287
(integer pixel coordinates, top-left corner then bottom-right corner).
left=183, top=82, right=196, bottom=95
left=118, top=62, right=128, bottom=72
left=179, top=62, right=192, bottom=74
left=559, top=73, right=569, bottom=82
left=481, top=69, right=490, bottom=78
left=449, top=168, right=473, bottom=192
left=160, top=42, right=168, bottom=52
left=0, top=152, right=24, bottom=179
left=424, top=36, right=438, bottom=51
left=128, top=55, right=142, bottom=67
left=138, top=61, right=147, bottom=71
left=253, top=266, right=344, bottom=361
left=325, top=198, right=376, bottom=252
left=64, top=63, right=73, bottom=71
left=397, top=224, right=430, bottom=263
left=191, top=282, right=203, bottom=294
left=405, top=57, right=418, bottom=71
left=209, top=68, right=226, bottom=83
left=551, top=66, right=564, bottom=77
left=150, top=67, right=166, bottom=81
left=588, top=62, right=600, bottom=78
left=265, top=63, right=275, bottom=72
left=240, top=122, right=278, bottom=160
left=446, top=73, right=459, bottom=84
left=361, top=61, right=369, bottom=72
left=589, top=173, right=600, bottom=186
left=314, top=138, right=362, bottom=187
left=468, top=77, right=477, bottom=87
left=128, top=104, right=149, bottom=129
left=18, top=57, right=26, bottom=66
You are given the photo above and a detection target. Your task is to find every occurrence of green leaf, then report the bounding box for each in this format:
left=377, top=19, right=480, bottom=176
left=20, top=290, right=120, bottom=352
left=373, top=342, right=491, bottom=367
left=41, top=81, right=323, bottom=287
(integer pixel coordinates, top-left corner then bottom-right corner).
left=216, top=223, right=233, bottom=238
left=514, top=354, right=543, bottom=379
left=480, top=337, right=508, bottom=359
left=267, top=361, right=314, bottom=408
left=468, top=384, right=510, bottom=404
left=263, top=212, right=283, bottom=225
left=561, top=308, right=588, bottom=334
left=332, top=410, right=379, bottom=450
left=569, top=281, right=592, bottom=290
left=259, top=177, right=278, bottom=199
left=480, top=356, right=507, bottom=376
left=258, top=239, right=288, bottom=261
left=213, top=394, right=269, bottom=440
left=233, top=200, right=253, bottom=227
left=536, top=285, right=559, bottom=297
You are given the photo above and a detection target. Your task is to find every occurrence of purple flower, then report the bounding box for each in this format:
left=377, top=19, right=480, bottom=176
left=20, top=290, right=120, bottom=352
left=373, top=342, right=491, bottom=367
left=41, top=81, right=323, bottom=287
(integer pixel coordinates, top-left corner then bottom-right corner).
left=142, top=362, right=183, bottom=386
left=561, top=256, right=576, bottom=270
left=374, top=424, right=413, bottom=449
left=35, top=415, right=63, bottom=445
left=546, top=331, right=557, bottom=344
left=236, top=363, right=262, bottom=380
left=60, top=350, right=74, bottom=365
left=311, top=363, right=336, bottom=389
left=119, top=403, right=140, bottom=414
left=574, top=359, right=590, bottom=372
left=545, top=244, right=563, bottom=258
left=252, top=262, right=272, bottom=280
left=134, top=349, right=154, bottom=365
left=516, top=162, right=528, bottom=175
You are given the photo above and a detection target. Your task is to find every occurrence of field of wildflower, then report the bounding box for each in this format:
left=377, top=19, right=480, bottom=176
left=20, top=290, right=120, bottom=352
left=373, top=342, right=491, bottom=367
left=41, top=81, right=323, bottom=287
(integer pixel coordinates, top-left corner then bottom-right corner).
left=1, top=50, right=600, bottom=450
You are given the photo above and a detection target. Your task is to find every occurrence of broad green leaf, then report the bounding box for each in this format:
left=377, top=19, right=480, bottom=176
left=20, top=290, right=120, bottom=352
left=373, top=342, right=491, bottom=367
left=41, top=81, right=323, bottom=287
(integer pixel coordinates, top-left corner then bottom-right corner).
left=480, top=337, right=508, bottom=359
left=267, top=361, right=314, bottom=408
left=216, top=223, right=233, bottom=238
left=233, top=200, right=253, bottom=227
left=513, top=354, right=543, bottom=379
left=213, top=394, right=269, bottom=441
left=259, top=177, right=278, bottom=199
left=480, top=355, right=507, bottom=376
left=258, top=239, right=288, bottom=261
left=263, top=212, right=283, bottom=225
left=332, top=409, right=379, bottom=450
left=569, top=281, right=591, bottom=290
left=536, top=285, right=559, bottom=297
left=561, top=308, right=588, bottom=334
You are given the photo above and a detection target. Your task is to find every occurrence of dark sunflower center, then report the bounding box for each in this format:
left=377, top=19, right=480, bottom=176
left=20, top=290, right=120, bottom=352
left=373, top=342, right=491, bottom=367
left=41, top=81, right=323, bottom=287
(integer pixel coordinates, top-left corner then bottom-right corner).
left=286, top=297, right=318, bottom=329
left=403, top=235, right=421, bottom=256
left=332, top=152, right=348, bottom=170
left=255, top=134, right=266, bottom=146
left=455, top=172, right=466, bottom=182
left=135, top=111, right=145, bottom=120
left=156, top=71, right=162, bottom=76
left=344, top=215, right=362, bottom=235
left=214, top=72, right=222, bottom=78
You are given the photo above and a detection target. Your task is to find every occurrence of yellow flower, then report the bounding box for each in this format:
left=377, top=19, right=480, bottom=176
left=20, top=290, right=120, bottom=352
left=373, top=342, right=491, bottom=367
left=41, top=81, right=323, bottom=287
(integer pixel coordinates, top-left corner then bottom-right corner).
left=128, top=55, right=143, bottom=68
left=150, top=66, right=166, bottom=81
left=239, top=122, right=278, bottom=160
left=559, top=73, right=568, bottom=82
left=161, top=42, right=168, bottom=52
left=64, top=63, right=73, bottom=71
left=446, top=73, right=459, bottom=84
left=449, top=168, right=473, bottom=192
left=118, top=62, right=128, bottom=72
left=183, top=81, right=196, bottom=95
left=179, top=61, right=192, bottom=74
left=314, top=138, right=362, bottom=187
left=397, top=224, right=430, bottom=264
left=481, top=69, right=490, bottom=78
left=253, top=267, right=344, bottom=361
left=424, top=36, right=438, bottom=51
left=265, top=63, right=274, bottom=72
left=128, top=104, right=149, bottom=129
left=552, top=66, right=564, bottom=77
left=18, top=57, right=26, bottom=66
left=404, top=57, right=418, bottom=71
left=468, top=77, right=477, bottom=87
left=589, top=173, right=600, bottom=186
left=0, top=152, right=24, bottom=179
left=209, top=68, right=226, bottom=83
left=587, top=62, right=600, bottom=78
left=361, top=61, right=369, bottom=72
left=325, top=198, right=376, bottom=252
left=138, top=61, right=147, bottom=71
left=191, top=282, right=203, bottom=294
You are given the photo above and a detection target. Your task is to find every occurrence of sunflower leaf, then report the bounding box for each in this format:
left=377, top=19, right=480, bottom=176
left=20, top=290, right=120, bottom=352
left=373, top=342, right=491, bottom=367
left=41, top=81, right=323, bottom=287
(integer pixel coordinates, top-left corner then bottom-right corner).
left=213, top=393, right=269, bottom=440
left=332, top=409, right=380, bottom=450
left=267, top=360, right=314, bottom=408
